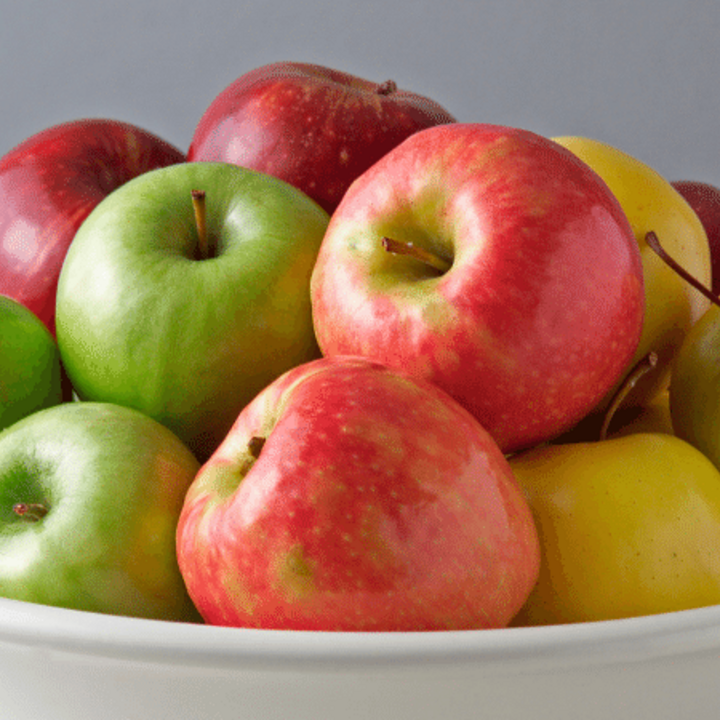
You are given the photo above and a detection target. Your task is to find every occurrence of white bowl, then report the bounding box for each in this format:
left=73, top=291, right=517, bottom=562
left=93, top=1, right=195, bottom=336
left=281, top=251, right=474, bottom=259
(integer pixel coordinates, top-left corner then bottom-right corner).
left=2, top=597, right=720, bottom=719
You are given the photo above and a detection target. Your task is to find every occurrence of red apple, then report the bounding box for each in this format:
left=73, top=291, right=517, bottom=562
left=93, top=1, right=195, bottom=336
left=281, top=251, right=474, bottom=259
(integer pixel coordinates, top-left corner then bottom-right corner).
left=176, top=356, right=540, bottom=631
left=0, top=119, right=185, bottom=335
left=310, top=123, right=645, bottom=454
left=187, top=61, right=456, bottom=214
left=671, top=180, right=720, bottom=295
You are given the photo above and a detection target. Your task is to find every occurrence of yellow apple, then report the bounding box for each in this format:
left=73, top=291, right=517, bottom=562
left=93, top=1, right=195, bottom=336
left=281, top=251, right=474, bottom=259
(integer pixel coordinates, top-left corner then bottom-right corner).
left=553, top=136, right=711, bottom=408
left=509, top=433, right=720, bottom=625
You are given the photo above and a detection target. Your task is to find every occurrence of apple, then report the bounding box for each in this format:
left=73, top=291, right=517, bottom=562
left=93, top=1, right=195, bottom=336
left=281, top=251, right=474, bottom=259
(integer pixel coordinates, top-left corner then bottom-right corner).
left=0, top=401, right=201, bottom=621
left=56, top=161, right=329, bottom=461
left=633, top=230, right=720, bottom=473
left=671, top=180, right=720, bottom=295
left=187, top=61, right=457, bottom=214
left=553, top=136, right=712, bottom=408
left=310, top=123, right=645, bottom=454
left=176, top=356, right=540, bottom=631
left=670, top=303, right=720, bottom=471
left=0, top=118, right=185, bottom=336
left=509, top=433, right=720, bottom=625
left=0, top=295, right=63, bottom=432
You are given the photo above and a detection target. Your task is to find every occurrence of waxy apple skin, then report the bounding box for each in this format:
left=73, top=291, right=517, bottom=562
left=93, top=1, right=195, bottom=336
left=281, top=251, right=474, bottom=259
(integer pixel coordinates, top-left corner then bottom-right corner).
left=188, top=61, right=457, bottom=214
left=0, top=402, right=201, bottom=621
left=0, top=119, right=185, bottom=336
left=0, top=296, right=63, bottom=432
left=56, top=161, right=329, bottom=462
left=311, top=123, right=645, bottom=454
left=510, top=433, right=720, bottom=625
left=671, top=180, right=720, bottom=296
left=176, top=356, right=540, bottom=631
left=554, top=137, right=712, bottom=409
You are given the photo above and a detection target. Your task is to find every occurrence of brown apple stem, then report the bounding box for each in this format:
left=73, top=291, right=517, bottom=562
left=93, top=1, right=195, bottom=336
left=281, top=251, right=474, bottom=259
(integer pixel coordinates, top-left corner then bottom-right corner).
left=381, top=237, right=452, bottom=274
left=599, top=351, right=659, bottom=441
left=645, top=231, right=720, bottom=307
left=238, top=436, right=266, bottom=477
left=13, top=502, right=49, bottom=522
left=247, top=435, right=266, bottom=458
left=191, top=189, right=209, bottom=260
left=376, top=79, right=398, bottom=95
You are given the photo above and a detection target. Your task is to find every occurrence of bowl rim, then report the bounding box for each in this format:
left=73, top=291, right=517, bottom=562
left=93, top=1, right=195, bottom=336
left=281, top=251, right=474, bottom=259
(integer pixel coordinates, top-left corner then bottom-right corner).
left=2, top=596, right=720, bottom=672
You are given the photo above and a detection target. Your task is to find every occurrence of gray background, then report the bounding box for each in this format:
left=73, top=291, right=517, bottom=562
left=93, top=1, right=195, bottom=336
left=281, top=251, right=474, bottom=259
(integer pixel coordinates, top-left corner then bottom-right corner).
left=2, top=0, right=720, bottom=184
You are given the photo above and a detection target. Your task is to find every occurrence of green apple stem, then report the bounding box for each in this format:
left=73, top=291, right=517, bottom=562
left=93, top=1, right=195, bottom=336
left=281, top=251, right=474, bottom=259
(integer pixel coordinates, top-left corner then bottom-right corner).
left=13, top=502, right=49, bottom=522
left=192, top=189, right=210, bottom=260
left=381, top=236, right=452, bottom=274
left=599, top=351, right=659, bottom=441
left=376, top=79, right=398, bottom=95
left=645, top=231, right=720, bottom=308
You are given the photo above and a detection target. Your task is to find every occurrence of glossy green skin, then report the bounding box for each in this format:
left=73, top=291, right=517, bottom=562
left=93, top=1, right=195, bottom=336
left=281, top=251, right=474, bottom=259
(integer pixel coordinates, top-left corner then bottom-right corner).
left=0, top=296, right=63, bottom=432
left=56, top=162, right=329, bottom=461
left=0, top=402, right=201, bottom=620
left=670, top=305, right=720, bottom=470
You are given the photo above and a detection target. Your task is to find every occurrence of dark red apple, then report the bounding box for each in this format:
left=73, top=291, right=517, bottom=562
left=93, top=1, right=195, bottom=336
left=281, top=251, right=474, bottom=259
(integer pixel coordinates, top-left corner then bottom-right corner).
left=0, top=119, right=185, bottom=335
left=187, top=61, right=456, bottom=214
left=671, top=180, right=720, bottom=295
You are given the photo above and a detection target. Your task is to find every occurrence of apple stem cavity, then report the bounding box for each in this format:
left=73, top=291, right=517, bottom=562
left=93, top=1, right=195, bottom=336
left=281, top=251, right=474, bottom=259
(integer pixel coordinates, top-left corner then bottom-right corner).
left=191, top=189, right=210, bottom=260
left=376, top=79, right=398, bottom=95
left=238, top=435, right=266, bottom=477
left=381, top=236, right=452, bottom=274
left=13, top=502, right=49, bottom=522
left=646, top=230, right=720, bottom=308
left=599, top=351, right=659, bottom=441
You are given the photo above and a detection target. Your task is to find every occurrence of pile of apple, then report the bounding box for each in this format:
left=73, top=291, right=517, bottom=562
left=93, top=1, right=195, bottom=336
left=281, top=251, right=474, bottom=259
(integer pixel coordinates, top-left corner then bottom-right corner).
left=2, top=61, right=720, bottom=632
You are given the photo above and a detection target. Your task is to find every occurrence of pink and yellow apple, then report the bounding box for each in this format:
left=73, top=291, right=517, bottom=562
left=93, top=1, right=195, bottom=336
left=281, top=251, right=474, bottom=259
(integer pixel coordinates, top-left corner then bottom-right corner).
left=310, top=123, right=645, bottom=454
left=176, top=356, right=540, bottom=631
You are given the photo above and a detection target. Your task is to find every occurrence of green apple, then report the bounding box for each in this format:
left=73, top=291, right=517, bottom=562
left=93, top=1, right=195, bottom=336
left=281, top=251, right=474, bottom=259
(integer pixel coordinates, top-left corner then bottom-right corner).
left=509, top=433, right=720, bottom=625
left=553, top=136, right=712, bottom=409
left=670, top=304, right=720, bottom=470
left=646, top=231, right=720, bottom=472
left=55, top=162, right=329, bottom=461
left=0, top=401, right=201, bottom=620
left=0, top=295, right=63, bottom=432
